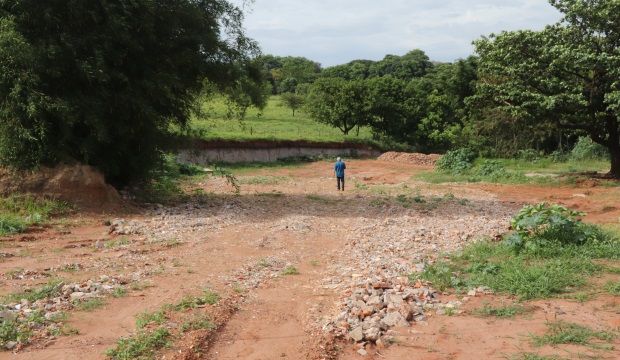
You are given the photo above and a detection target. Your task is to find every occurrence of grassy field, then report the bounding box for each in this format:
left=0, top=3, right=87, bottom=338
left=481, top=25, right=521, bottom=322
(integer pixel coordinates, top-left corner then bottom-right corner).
left=190, top=95, right=375, bottom=143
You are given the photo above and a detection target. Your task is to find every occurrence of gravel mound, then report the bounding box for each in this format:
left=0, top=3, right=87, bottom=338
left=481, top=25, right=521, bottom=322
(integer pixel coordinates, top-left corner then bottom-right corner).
left=377, top=152, right=442, bottom=165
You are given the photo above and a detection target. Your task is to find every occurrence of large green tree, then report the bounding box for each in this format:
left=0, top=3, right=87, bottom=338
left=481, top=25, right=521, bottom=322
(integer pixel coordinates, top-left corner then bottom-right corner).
left=368, top=50, right=433, bottom=80
left=257, top=55, right=321, bottom=94
left=305, top=78, right=373, bottom=135
left=474, top=0, right=620, bottom=178
left=0, top=0, right=262, bottom=185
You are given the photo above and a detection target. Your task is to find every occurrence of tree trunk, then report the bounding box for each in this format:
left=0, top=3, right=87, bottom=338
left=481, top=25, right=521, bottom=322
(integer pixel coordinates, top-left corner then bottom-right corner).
left=609, top=146, right=620, bottom=179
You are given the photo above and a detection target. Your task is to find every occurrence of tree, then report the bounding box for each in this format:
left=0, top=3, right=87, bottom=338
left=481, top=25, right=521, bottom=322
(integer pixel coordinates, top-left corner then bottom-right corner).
left=258, top=55, right=321, bottom=94
left=306, top=78, right=373, bottom=135
left=368, top=50, right=433, bottom=80
left=280, top=92, right=305, bottom=117
left=365, top=76, right=412, bottom=143
left=473, top=0, right=620, bottom=178
left=0, top=0, right=263, bottom=185
left=320, top=60, right=373, bottom=80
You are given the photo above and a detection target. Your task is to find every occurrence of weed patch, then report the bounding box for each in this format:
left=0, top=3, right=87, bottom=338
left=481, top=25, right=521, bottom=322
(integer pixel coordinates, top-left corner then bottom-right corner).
left=413, top=203, right=620, bottom=300
left=3, top=280, right=63, bottom=304
left=282, top=265, right=299, bottom=275
left=474, top=301, right=534, bottom=318
left=106, top=289, right=223, bottom=358
left=530, top=320, right=616, bottom=349
left=104, top=327, right=171, bottom=359
left=74, top=297, right=106, bottom=312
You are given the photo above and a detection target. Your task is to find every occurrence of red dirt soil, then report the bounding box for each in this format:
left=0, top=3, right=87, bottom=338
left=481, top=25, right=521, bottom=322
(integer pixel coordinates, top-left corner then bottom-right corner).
left=1, top=159, right=619, bottom=360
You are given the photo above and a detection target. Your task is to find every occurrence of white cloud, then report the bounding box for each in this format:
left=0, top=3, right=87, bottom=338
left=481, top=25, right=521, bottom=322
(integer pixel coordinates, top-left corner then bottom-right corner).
left=232, top=0, right=563, bottom=67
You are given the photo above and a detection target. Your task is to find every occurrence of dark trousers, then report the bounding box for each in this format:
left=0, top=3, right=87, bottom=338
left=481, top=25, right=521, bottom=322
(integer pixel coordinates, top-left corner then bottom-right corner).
left=337, top=176, right=345, bottom=190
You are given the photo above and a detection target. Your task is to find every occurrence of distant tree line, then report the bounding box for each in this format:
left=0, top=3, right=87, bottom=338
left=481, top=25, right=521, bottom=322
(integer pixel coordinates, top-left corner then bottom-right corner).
left=1, top=0, right=620, bottom=182
left=265, top=0, right=620, bottom=178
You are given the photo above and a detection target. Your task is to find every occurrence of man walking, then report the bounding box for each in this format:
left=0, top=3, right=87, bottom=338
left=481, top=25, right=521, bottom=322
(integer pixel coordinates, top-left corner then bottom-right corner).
left=334, top=157, right=346, bottom=191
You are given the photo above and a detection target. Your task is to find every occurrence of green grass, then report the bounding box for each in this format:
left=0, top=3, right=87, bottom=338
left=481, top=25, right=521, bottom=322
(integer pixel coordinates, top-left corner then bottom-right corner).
left=74, top=297, right=106, bottom=312
left=104, top=327, right=171, bottom=360
left=192, top=95, right=375, bottom=143
left=180, top=313, right=216, bottom=332
left=135, top=311, right=167, bottom=329
left=3, top=280, right=63, bottom=303
left=172, top=289, right=221, bottom=311
left=0, top=309, right=76, bottom=349
left=413, top=157, right=618, bottom=187
left=238, top=175, right=288, bottom=185
left=130, top=282, right=153, bottom=291
left=105, top=237, right=132, bottom=248
left=110, top=287, right=128, bottom=298
left=0, top=194, right=73, bottom=236
left=530, top=320, right=616, bottom=348
left=106, top=289, right=223, bottom=359
left=416, top=239, right=619, bottom=299
left=604, top=279, right=620, bottom=296
left=506, top=354, right=564, bottom=360
left=501, top=157, right=610, bottom=175
left=474, top=302, right=534, bottom=319
left=282, top=265, right=299, bottom=275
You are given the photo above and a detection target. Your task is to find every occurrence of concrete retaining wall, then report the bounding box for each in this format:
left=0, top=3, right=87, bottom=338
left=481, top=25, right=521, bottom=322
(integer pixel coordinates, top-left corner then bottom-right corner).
left=175, top=141, right=380, bottom=164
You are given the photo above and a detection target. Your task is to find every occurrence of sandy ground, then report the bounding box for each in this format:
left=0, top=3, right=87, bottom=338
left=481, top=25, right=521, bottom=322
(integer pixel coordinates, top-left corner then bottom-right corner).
left=1, top=159, right=619, bottom=360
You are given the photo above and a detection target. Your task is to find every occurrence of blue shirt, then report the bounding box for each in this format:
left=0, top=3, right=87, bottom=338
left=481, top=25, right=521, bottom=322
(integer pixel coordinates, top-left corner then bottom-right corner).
left=334, top=160, right=346, bottom=177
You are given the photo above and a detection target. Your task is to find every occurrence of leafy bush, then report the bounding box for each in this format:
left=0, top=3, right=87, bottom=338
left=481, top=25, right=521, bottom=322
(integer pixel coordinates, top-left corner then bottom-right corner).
left=549, top=150, right=569, bottom=163
left=104, top=327, right=171, bottom=359
left=503, top=202, right=604, bottom=252
left=476, top=160, right=507, bottom=178
left=570, top=136, right=609, bottom=161
left=435, top=148, right=477, bottom=175
left=517, top=149, right=541, bottom=162
left=0, top=216, right=28, bottom=236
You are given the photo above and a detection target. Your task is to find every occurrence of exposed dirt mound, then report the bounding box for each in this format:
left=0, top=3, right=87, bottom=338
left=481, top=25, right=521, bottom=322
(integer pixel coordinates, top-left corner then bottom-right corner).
left=377, top=151, right=442, bottom=165
left=0, top=163, right=124, bottom=212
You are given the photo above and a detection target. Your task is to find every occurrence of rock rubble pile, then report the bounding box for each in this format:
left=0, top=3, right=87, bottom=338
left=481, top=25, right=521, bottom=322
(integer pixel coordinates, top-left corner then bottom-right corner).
left=0, top=276, right=125, bottom=350
left=377, top=152, right=442, bottom=165
left=321, top=200, right=514, bottom=346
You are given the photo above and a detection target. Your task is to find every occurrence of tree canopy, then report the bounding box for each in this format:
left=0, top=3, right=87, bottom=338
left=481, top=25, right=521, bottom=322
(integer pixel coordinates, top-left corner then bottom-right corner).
left=474, top=0, right=620, bottom=177
left=0, top=0, right=264, bottom=185
left=305, top=78, right=373, bottom=135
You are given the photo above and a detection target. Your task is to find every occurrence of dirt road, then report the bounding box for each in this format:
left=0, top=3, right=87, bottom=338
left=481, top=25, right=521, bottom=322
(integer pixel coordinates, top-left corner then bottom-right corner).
left=1, top=159, right=619, bottom=359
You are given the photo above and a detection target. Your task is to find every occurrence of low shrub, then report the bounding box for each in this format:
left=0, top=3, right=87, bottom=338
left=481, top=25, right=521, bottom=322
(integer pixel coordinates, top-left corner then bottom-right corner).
left=570, top=136, right=609, bottom=161
left=503, top=202, right=605, bottom=253
left=435, top=148, right=477, bottom=175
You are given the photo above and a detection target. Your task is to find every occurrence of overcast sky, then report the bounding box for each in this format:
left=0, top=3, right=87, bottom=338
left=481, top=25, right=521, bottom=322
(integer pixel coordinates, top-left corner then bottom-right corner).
left=232, top=0, right=563, bottom=68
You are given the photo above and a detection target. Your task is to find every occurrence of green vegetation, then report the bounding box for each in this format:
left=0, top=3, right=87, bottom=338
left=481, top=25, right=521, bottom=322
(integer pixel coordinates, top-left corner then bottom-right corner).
left=530, top=321, right=616, bottom=349
left=74, top=297, right=106, bottom=312
left=2, top=280, right=63, bottom=304
left=282, top=265, right=299, bottom=275
left=474, top=1, right=620, bottom=178
left=238, top=175, right=288, bottom=185
left=416, top=151, right=616, bottom=186
left=0, top=0, right=266, bottom=186
left=106, top=289, right=222, bottom=359
left=604, top=279, right=620, bottom=296
left=104, top=327, right=171, bottom=360
left=180, top=314, right=216, bottom=332
left=135, top=311, right=167, bottom=329
left=192, top=96, right=374, bottom=142
left=414, top=203, right=620, bottom=300
left=105, top=237, right=132, bottom=248
left=474, top=302, right=534, bottom=319
left=504, top=202, right=603, bottom=253
left=0, top=307, right=75, bottom=349
left=0, top=195, right=72, bottom=236
left=170, top=290, right=221, bottom=312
